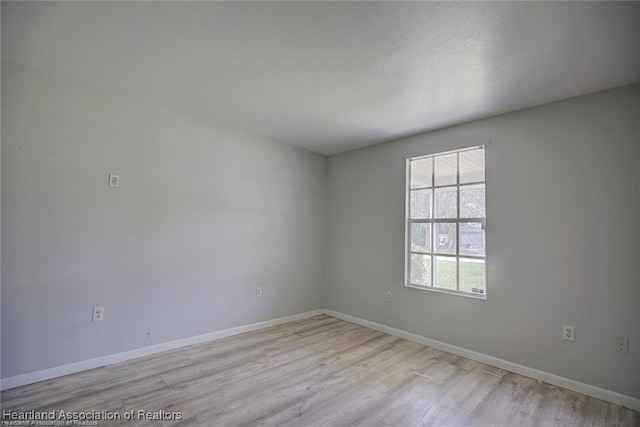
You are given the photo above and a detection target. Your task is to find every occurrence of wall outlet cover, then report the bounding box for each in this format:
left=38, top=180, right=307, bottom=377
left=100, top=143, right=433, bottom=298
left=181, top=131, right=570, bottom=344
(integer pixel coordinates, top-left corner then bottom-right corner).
left=92, top=307, right=104, bottom=322
left=563, top=325, right=575, bottom=342
left=616, top=336, right=628, bottom=353
left=108, top=174, right=120, bottom=188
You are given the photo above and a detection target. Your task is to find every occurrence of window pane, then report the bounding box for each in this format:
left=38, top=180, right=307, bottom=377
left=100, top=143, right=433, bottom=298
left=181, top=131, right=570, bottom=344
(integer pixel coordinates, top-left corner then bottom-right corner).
left=460, top=184, right=485, bottom=218
left=434, top=223, right=456, bottom=255
left=459, top=222, right=485, bottom=257
left=460, top=149, right=485, bottom=184
left=434, top=153, right=457, bottom=186
left=406, top=147, right=487, bottom=297
left=459, top=258, right=485, bottom=295
left=435, top=187, right=457, bottom=219
left=410, top=254, right=431, bottom=286
left=410, top=158, right=432, bottom=188
left=410, top=189, right=432, bottom=219
left=435, top=256, right=457, bottom=290
left=411, top=223, right=431, bottom=253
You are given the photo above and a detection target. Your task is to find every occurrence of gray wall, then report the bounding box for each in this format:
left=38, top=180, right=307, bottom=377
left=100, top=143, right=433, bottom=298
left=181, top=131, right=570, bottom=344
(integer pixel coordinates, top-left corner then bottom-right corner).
left=325, top=83, right=640, bottom=399
left=1, top=62, right=325, bottom=378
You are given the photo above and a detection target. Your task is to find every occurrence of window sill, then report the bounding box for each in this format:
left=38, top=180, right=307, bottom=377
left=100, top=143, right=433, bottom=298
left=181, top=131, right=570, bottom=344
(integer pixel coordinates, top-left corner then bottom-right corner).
left=405, top=284, right=487, bottom=300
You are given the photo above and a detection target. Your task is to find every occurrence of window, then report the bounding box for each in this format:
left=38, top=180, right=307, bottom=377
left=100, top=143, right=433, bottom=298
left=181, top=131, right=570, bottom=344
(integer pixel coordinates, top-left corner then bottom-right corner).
left=405, top=146, right=487, bottom=298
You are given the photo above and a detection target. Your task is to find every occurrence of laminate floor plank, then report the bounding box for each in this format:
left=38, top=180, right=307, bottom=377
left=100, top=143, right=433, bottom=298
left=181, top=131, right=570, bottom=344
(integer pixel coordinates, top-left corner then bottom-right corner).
left=238, top=340, right=425, bottom=427
left=463, top=372, right=538, bottom=426
left=285, top=344, right=446, bottom=427
left=2, top=315, right=638, bottom=426
left=162, top=323, right=384, bottom=407
left=186, top=335, right=403, bottom=422
left=1, top=367, right=111, bottom=410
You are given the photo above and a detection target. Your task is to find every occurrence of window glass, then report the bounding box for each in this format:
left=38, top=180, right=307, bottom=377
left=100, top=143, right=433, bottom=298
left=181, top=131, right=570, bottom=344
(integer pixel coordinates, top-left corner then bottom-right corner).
left=406, top=146, right=486, bottom=298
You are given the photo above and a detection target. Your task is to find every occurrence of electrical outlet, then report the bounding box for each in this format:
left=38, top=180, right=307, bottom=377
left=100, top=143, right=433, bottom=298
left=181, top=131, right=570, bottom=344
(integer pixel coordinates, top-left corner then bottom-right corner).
left=256, top=287, right=262, bottom=297
left=386, top=291, right=392, bottom=302
left=616, top=336, right=628, bottom=353
left=108, top=174, right=120, bottom=188
left=563, top=325, right=574, bottom=342
left=92, top=307, right=104, bottom=322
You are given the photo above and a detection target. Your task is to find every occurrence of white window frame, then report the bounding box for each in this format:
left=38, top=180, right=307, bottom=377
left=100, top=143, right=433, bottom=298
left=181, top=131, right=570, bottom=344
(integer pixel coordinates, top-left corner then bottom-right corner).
left=404, top=145, right=487, bottom=299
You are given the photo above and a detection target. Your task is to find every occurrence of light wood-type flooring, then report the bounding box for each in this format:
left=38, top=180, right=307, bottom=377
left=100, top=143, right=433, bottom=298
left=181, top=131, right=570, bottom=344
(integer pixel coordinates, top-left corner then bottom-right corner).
left=2, top=315, right=639, bottom=426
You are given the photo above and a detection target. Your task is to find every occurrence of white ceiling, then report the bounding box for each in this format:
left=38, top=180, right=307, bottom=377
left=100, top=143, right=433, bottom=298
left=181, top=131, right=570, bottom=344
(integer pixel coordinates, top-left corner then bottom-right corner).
left=3, top=2, right=640, bottom=155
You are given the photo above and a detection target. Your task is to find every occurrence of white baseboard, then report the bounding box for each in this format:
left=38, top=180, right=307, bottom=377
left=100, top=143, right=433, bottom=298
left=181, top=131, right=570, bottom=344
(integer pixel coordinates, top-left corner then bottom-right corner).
left=323, top=309, right=640, bottom=412
left=0, top=309, right=323, bottom=391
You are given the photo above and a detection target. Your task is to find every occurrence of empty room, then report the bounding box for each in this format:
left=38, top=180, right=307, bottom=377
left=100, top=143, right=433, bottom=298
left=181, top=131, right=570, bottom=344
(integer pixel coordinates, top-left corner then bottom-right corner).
left=1, top=2, right=639, bottom=426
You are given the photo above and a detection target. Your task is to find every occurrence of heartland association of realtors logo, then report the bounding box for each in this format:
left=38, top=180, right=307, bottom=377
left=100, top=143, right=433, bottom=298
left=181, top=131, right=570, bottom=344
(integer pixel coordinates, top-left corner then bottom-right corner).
left=2, top=410, right=183, bottom=425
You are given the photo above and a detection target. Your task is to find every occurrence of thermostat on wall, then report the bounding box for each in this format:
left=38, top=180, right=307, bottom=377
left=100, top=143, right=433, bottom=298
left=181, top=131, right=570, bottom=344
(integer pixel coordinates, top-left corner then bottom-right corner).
left=108, top=173, right=120, bottom=188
